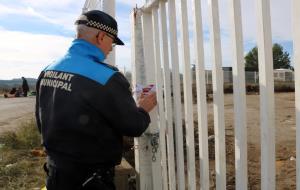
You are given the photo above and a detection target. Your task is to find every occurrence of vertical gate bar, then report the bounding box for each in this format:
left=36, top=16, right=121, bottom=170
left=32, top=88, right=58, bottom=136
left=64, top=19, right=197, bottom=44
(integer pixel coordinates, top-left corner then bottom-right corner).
left=152, top=7, right=168, bottom=190
left=192, top=0, right=210, bottom=189
left=292, top=0, right=300, bottom=189
left=159, top=1, right=177, bottom=190
left=178, top=0, right=196, bottom=189
left=207, top=0, right=226, bottom=189
left=141, top=13, right=155, bottom=89
left=167, top=0, right=186, bottom=189
left=131, top=9, right=145, bottom=87
left=131, top=9, right=153, bottom=190
left=228, top=0, right=248, bottom=189
left=255, top=0, right=275, bottom=189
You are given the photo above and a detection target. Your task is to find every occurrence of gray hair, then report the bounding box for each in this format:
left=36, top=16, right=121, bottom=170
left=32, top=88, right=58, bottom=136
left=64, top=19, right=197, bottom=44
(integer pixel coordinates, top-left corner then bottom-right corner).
left=76, top=24, right=100, bottom=41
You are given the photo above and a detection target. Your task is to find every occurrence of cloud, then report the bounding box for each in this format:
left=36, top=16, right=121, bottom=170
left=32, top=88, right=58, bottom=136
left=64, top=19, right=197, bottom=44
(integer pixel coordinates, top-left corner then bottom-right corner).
left=0, top=29, right=73, bottom=79
left=0, top=4, right=28, bottom=16
left=0, top=0, right=293, bottom=79
left=0, top=1, right=136, bottom=79
left=0, top=2, right=81, bottom=31
left=226, top=0, right=291, bottom=42
left=22, top=0, right=76, bottom=9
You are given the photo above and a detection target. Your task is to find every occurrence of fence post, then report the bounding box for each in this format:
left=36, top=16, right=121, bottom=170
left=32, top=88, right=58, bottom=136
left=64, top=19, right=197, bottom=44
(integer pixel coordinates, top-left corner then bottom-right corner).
left=208, top=0, right=227, bottom=188
left=178, top=0, right=197, bottom=189
left=192, top=0, right=210, bottom=188
left=167, top=0, right=186, bottom=189
left=292, top=0, right=300, bottom=189
left=255, top=0, right=275, bottom=189
left=158, top=1, right=176, bottom=190
left=151, top=7, right=168, bottom=190
left=131, top=9, right=163, bottom=190
left=131, top=9, right=150, bottom=189
left=229, top=0, right=248, bottom=189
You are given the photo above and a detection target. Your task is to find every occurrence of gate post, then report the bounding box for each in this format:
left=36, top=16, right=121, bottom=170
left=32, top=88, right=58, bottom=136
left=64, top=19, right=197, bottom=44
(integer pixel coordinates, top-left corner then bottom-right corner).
left=131, top=8, right=163, bottom=190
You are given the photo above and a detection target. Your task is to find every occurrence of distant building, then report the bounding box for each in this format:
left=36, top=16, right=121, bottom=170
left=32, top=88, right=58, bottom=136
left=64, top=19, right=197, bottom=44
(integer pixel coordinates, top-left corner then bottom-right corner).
left=273, top=69, right=294, bottom=82
left=222, top=67, right=232, bottom=71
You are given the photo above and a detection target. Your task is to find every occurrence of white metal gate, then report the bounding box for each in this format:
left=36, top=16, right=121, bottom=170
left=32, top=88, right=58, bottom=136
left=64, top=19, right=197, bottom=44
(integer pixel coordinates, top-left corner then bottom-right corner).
left=131, top=0, right=300, bottom=189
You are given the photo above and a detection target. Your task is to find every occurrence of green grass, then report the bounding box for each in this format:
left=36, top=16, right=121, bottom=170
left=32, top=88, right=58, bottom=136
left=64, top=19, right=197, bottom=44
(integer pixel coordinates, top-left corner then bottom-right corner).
left=0, top=119, right=46, bottom=190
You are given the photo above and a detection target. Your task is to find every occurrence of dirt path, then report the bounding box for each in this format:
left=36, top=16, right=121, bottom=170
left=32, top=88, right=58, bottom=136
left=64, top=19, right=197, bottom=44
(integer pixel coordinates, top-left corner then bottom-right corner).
left=0, top=93, right=296, bottom=189
left=201, top=93, right=296, bottom=189
left=0, top=96, right=35, bottom=134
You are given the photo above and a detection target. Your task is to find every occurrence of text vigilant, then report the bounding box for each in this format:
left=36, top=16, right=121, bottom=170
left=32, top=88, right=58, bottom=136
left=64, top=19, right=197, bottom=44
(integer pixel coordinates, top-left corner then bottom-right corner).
left=41, top=71, right=74, bottom=92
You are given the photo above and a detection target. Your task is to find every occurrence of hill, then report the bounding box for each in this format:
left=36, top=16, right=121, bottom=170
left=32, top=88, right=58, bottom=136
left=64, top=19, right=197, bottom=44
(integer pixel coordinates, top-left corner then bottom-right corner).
left=0, top=78, right=37, bottom=92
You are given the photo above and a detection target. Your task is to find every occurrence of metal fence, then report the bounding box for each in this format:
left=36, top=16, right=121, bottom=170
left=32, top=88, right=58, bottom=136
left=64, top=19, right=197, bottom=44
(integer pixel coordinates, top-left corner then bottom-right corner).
left=195, top=70, right=295, bottom=84
left=131, top=0, right=300, bottom=190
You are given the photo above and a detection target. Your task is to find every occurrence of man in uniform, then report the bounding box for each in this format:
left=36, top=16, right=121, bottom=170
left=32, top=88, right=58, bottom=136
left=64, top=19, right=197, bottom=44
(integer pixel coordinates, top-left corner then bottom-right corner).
left=35, top=10, right=157, bottom=190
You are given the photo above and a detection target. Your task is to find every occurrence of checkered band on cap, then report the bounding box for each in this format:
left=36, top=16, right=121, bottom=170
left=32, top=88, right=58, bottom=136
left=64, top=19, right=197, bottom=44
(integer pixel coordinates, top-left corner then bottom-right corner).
left=86, top=20, right=118, bottom=36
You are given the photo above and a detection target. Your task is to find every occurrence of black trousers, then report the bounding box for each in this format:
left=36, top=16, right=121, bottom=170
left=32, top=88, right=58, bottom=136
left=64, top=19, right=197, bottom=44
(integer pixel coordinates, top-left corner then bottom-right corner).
left=45, top=162, right=116, bottom=190
left=23, top=90, right=28, bottom=97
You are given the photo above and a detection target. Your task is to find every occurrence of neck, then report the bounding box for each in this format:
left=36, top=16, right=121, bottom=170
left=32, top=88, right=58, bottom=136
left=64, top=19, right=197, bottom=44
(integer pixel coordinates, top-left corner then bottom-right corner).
left=77, top=37, right=106, bottom=58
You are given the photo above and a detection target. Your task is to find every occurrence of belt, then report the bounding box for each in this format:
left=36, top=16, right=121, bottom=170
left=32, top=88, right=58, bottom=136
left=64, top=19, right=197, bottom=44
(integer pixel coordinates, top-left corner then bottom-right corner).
left=46, top=156, right=115, bottom=173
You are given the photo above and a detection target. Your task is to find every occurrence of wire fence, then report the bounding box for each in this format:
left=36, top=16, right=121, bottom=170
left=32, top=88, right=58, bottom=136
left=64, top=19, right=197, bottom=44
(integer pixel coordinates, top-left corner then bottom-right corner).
left=192, top=70, right=295, bottom=84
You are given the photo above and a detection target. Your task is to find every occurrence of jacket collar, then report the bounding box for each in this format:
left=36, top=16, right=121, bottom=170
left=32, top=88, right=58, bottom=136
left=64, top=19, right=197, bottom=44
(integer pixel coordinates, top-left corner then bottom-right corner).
left=68, top=39, right=105, bottom=63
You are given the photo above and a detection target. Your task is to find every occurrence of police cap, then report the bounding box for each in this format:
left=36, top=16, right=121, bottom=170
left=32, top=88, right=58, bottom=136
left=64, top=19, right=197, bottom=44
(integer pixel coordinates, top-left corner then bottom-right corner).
left=75, top=10, right=124, bottom=45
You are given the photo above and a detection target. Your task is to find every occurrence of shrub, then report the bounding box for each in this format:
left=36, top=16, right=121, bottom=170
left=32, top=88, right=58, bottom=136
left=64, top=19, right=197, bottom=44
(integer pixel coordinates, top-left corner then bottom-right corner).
left=0, top=119, right=45, bottom=190
left=0, top=119, right=41, bottom=150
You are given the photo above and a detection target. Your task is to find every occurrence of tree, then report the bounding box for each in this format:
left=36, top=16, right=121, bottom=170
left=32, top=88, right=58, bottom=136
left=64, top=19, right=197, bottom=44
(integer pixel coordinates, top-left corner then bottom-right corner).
left=272, top=43, right=292, bottom=70
left=244, top=43, right=292, bottom=71
left=245, top=47, right=258, bottom=71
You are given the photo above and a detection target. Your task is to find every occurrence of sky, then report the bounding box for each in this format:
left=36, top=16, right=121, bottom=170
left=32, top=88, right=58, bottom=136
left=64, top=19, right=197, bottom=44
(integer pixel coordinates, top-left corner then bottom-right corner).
left=0, top=0, right=293, bottom=80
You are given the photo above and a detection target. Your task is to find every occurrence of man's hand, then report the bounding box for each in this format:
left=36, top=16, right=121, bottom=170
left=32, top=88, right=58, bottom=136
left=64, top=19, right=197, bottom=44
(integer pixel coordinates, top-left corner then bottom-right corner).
left=138, top=92, right=157, bottom=112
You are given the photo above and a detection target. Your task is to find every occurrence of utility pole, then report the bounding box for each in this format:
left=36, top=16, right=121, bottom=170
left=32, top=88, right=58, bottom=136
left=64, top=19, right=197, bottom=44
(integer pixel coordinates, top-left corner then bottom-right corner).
left=100, top=0, right=116, bottom=66
left=82, top=0, right=101, bottom=13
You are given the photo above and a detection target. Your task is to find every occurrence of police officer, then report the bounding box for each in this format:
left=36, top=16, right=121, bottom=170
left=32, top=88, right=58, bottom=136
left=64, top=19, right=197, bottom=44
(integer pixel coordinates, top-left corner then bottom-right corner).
left=35, top=10, right=157, bottom=190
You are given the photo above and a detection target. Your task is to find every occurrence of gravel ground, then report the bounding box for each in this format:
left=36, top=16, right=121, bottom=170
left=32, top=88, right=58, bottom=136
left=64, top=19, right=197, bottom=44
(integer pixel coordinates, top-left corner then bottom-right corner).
left=0, top=96, right=35, bottom=134
left=0, top=93, right=296, bottom=189
left=195, top=92, right=296, bottom=189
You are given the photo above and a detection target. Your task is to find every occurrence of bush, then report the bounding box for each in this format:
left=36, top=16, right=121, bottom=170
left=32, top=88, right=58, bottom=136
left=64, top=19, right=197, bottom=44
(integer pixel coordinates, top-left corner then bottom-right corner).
left=0, top=119, right=45, bottom=190
left=274, top=82, right=294, bottom=92
left=0, top=119, right=41, bottom=150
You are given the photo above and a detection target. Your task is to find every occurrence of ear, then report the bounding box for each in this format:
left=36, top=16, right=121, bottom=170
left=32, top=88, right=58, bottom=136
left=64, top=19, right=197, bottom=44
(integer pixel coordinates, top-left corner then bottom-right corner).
left=96, top=31, right=106, bottom=45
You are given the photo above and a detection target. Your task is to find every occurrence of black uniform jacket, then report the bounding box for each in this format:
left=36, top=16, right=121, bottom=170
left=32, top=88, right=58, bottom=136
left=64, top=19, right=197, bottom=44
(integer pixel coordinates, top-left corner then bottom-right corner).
left=35, top=39, right=150, bottom=167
